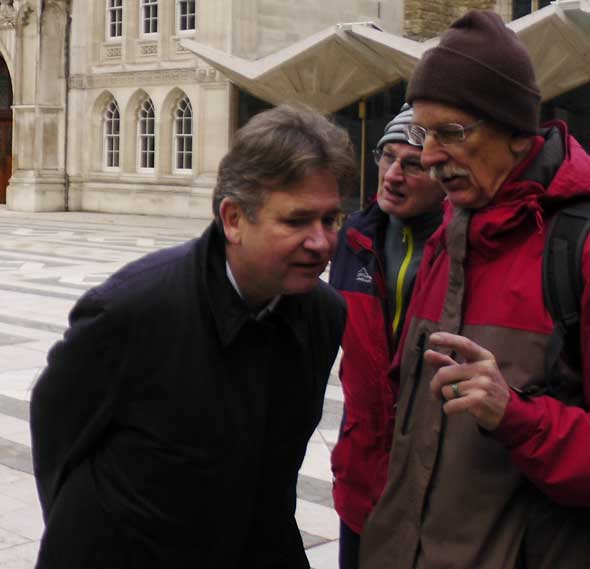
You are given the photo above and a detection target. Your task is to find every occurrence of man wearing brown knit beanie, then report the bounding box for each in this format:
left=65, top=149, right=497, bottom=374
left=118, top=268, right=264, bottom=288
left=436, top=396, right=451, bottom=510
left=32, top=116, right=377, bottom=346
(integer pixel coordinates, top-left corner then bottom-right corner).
left=360, top=9, right=590, bottom=569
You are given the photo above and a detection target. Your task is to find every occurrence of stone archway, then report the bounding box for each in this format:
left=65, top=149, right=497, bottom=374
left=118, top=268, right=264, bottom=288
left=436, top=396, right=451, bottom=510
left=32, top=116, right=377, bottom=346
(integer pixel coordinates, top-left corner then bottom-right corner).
left=0, top=57, right=12, bottom=204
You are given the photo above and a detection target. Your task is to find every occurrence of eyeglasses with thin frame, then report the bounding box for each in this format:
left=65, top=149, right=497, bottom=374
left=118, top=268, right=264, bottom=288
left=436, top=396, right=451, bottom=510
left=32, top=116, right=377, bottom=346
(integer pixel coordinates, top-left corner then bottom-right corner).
left=404, top=120, right=485, bottom=147
left=372, top=148, right=426, bottom=176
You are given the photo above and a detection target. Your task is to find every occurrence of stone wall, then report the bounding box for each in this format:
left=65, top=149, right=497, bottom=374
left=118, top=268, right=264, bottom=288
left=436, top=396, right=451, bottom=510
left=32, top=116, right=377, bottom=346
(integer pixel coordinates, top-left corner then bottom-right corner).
left=494, top=0, right=513, bottom=22
left=404, top=0, right=497, bottom=40
left=232, top=0, right=516, bottom=56
left=232, top=0, right=404, bottom=59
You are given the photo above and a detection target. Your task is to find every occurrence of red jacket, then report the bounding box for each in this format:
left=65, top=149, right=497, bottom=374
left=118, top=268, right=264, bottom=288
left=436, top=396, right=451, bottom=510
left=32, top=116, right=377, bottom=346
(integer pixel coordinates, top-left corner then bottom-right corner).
left=410, top=123, right=590, bottom=505
left=329, top=202, right=441, bottom=534
left=362, top=122, right=590, bottom=569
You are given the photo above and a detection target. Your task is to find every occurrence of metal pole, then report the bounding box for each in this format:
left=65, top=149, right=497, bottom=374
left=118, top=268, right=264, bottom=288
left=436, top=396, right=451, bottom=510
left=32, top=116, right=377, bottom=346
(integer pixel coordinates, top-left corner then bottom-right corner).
left=359, top=99, right=367, bottom=209
left=63, top=7, right=72, bottom=211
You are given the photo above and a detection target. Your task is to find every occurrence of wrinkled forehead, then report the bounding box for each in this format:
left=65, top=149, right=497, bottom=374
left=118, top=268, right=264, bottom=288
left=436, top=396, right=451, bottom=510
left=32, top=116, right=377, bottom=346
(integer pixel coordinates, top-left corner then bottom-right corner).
left=412, top=100, right=479, bottom=127
left=381, top=141, right=422, bottom=159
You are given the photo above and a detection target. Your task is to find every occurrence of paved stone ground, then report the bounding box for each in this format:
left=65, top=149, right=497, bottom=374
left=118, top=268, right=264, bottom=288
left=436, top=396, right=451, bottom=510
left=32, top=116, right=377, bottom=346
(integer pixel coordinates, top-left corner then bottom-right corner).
left=0, top=206, right=343, bottom=568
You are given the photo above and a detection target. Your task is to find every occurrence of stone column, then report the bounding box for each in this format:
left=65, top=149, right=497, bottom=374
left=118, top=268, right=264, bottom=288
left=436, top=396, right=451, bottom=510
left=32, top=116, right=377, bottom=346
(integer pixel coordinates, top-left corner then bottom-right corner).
left=7, top=0, right=69, bottom=211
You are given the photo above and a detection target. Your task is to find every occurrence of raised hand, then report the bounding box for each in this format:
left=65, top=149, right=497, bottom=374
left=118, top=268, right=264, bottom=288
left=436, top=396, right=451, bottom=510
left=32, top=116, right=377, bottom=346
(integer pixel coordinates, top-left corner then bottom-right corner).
left=425, top=332, right=511, bottom=431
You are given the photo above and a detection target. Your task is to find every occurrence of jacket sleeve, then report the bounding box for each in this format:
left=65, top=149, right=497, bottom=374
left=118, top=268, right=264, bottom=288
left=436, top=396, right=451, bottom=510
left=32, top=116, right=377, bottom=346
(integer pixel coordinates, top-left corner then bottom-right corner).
left=329, top=222, right=350, bottom=288
left=30, top=289, right=126, bottom=520
left=492, top=236, right=590, bottom=507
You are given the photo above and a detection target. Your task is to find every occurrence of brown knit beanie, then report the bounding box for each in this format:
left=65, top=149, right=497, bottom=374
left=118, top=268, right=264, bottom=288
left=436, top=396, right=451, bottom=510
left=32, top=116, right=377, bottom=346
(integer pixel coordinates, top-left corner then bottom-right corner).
left=406, top=10, right=541, bottom=134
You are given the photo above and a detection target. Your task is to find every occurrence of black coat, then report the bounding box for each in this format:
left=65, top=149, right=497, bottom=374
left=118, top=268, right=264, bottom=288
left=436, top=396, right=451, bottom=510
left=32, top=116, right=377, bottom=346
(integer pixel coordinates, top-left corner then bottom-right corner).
left=31, top=222, right=346, bottom=569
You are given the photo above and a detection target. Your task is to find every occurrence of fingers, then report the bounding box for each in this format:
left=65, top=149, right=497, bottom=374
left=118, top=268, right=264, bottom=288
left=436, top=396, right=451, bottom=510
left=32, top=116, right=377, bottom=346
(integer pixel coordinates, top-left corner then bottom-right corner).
left=442, top=384, right=482, bottom=415
left=430, top=359, right=494, bottom=398
left=445, top=381, right=462, bottom=401
left=440, top=377, right=509, bottom=431
left=439, top=376, right=479, bottom=401
left=429, top=332, right=494, bottom=363
left=424, top=349, right=457, bottom=369
left=425, top=333, right=509, bottom=429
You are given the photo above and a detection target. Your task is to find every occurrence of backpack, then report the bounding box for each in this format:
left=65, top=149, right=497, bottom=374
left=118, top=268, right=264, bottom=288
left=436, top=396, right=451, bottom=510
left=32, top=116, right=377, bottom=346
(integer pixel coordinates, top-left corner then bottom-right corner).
left=541, top=200, right=590, bottom=394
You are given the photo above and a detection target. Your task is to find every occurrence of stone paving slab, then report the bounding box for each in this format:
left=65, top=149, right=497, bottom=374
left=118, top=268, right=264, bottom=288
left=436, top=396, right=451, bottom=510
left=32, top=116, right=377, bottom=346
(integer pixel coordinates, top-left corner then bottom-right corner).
left=0, top=207, right=343, bottom=569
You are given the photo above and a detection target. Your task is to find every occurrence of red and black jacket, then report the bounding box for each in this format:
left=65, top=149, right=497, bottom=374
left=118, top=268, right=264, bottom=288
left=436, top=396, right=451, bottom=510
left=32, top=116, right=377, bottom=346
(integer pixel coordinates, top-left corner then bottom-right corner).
left=329, top=201, right=440, bottom=533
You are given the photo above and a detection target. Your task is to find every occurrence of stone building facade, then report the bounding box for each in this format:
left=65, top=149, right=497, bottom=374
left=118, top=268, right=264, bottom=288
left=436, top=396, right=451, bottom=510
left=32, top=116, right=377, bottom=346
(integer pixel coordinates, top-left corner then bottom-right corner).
left=404, top=0, right=496, bottom=39
left=404, top=0, right=553, bottom=39
left=0, top=1, right=587, bottom=216
left=0, top=0, right=69, bottom=211
left=63, top=1, right=233, bottom=218
left=0, top=0, right=405, bottom=215
left=232, top=0, right=404, bottom=58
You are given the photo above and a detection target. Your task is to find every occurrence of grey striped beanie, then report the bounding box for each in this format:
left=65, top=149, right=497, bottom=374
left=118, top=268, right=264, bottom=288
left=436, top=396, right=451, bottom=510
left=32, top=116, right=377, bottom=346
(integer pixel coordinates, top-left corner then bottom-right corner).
left=377, top=103, right=414, bottom=149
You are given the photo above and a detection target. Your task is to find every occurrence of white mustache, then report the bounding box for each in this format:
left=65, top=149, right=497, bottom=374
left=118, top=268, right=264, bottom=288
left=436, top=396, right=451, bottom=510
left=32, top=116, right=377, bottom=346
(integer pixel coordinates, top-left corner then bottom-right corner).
left=429, top=165, right=470, bottom=182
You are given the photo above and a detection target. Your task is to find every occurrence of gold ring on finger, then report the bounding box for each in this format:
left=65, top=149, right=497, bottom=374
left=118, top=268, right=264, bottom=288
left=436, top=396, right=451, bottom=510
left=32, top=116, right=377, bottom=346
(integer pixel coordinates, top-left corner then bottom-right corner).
left=451, top=382, right=461, bottom=399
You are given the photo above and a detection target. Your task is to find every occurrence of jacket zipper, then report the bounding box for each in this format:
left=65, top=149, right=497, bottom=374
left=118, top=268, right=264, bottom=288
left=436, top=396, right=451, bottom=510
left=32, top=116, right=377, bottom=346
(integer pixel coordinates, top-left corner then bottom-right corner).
left=401, top=332, right=426, bottom=435
left=392, top=226, right=414, bottom=334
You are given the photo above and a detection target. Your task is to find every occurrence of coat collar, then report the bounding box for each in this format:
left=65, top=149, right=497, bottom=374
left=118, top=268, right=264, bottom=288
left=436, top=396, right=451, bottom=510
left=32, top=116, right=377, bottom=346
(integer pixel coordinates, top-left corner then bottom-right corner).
left=345, top=200, right=442, bottom=253
left=198, top=222, right=309, bottom=348
left=444, top=123, right=590, bottom=263
left=344, top=200, right=389, bottom=254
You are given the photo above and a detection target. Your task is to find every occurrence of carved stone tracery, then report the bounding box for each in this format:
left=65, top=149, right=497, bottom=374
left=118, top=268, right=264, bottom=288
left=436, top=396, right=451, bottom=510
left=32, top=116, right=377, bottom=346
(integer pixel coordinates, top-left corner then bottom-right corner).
left=84, top=67, right=222, bottom=89
left=0, top=0, right=16, bottom=28
left=16, top=2, right=34, bottom=27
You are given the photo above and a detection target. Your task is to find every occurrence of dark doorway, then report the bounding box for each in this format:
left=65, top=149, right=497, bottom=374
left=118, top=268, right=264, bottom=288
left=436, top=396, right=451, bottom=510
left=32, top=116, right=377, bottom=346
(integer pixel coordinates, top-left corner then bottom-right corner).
left=513, top=0, right=552, bottom=19
left=0, top=58, right=13, bottom=204
left=542, top=83, right=590, bottom=154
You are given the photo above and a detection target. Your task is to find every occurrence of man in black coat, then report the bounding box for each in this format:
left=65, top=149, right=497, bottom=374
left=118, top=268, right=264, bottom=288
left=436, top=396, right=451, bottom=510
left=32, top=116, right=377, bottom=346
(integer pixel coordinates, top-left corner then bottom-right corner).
left=30, top=104, right=357, bottom=569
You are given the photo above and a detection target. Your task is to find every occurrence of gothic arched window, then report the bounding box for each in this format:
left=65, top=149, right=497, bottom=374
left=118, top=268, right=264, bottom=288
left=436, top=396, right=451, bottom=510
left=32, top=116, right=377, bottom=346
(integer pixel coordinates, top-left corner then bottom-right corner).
left=174, top=96, right=193, bottom=172
left=104, top=99, right=120, bottom=169
left=138, top=98, right=155, bottom=170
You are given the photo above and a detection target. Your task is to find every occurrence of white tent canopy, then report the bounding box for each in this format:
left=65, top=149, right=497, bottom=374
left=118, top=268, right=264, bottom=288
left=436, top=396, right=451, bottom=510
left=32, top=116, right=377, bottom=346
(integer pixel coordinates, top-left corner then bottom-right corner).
left=182, top=1, right=590, bottom=114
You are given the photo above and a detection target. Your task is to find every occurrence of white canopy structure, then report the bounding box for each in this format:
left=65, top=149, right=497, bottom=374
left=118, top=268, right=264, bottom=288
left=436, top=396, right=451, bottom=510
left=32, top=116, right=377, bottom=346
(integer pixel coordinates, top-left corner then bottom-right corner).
left=182, top=1, right=590, bottom=113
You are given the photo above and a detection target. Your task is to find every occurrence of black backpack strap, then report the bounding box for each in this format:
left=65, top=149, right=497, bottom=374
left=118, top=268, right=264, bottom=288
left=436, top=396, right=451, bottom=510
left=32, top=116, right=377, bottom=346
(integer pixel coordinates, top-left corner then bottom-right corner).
left=539, top=200, right=590, bottom=396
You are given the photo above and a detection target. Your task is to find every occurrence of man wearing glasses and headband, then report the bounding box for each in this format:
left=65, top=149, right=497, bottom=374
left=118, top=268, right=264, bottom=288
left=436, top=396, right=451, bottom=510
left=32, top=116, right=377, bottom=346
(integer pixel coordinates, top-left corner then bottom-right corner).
left=361, top=10, right=590, bottom=569
left=329, top=104, right=444, bottom=569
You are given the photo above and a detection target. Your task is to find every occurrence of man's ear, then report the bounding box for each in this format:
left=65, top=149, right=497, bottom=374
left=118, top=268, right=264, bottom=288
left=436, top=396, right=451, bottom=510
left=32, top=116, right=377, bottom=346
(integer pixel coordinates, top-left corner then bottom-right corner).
left=509, top=135, right=534, bottom=157
left=219, top=198, right=243, bottom=245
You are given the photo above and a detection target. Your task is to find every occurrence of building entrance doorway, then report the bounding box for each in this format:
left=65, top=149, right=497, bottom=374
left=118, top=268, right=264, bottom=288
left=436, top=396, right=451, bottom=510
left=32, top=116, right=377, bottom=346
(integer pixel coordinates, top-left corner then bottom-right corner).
left=0, top=58, right=13, bottom=204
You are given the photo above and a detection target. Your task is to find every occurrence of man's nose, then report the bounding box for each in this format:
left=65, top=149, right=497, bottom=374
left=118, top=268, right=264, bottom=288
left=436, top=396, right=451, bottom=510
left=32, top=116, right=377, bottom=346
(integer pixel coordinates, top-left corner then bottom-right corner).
left=304, top=221, right=332, bottom=252
left=384, top=158, right=405, bottom=183
left=420, top=135, right=448, bottom=170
